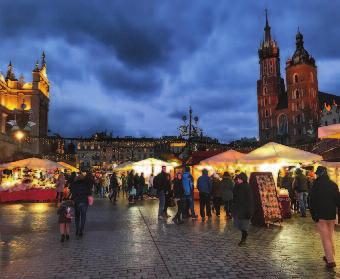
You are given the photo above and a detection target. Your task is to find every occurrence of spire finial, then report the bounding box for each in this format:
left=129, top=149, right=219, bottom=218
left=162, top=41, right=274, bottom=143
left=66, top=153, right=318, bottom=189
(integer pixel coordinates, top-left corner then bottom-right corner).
left=264, top=9, right=271, bottom=42
left=6, top=60, right=16, bottom=80
left=41, top=51, right=46, bottom=66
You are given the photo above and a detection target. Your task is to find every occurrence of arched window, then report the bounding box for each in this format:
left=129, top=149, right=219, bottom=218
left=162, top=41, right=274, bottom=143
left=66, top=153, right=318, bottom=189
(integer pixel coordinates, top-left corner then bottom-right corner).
left=265, top=110, right=269, bottom=118
left=295, top=90, right=300, bottom=99
left=310, top=72, right=314, bottom=82
left=264, top=87, right=267, bottom=95
left=264, top=98, right=267, bottom=106
left=294, top=74, right=299, bottom=83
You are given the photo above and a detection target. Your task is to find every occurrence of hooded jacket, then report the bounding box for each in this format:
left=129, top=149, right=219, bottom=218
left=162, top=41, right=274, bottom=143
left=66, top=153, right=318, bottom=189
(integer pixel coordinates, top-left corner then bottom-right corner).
left=220, top=177, right=234, bottom=201
left=197, top=170, right=212, bottom=194
left=182, top=171, right=194, bottom=195
left=310, top=174, right=340, bottom=221
left=233, top=173, right=254, bottom=219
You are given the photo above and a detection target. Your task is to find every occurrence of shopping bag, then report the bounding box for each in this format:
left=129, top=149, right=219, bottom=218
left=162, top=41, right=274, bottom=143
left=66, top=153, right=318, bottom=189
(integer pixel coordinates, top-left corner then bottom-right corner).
left=88, top=195, right=94, bottom=206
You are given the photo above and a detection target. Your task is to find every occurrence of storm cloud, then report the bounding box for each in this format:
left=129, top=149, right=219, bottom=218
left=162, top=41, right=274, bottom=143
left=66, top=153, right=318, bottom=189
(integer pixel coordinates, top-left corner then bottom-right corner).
left=1, top=0, right=340, bottom=142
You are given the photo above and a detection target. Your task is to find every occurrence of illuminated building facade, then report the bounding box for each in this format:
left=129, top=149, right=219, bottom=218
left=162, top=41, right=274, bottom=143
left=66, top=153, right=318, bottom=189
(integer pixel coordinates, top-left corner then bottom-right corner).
left=0, top=53, right=49, bottom=157
left=257, top=12, right=340, bottom=145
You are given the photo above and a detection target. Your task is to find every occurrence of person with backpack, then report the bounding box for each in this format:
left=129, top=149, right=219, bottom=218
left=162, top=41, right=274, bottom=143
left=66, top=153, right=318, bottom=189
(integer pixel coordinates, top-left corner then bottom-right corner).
left=310, top=166, right=340, bottom=269
left=197, top=169, right=212, bottom=221
left=292, top=168, right=309, bottom=217
left=182, top=166, right=198, bottom=220
left=154, top=166, right=171, bottom=219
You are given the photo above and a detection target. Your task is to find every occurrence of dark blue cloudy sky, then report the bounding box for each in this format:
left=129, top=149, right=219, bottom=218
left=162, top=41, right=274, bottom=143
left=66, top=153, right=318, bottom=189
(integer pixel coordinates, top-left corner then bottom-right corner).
left=1, top=1, right=340, bottom=142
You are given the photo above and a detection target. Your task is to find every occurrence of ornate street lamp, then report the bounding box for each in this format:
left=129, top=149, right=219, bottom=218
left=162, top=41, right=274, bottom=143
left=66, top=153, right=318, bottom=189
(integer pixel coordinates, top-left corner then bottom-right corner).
left=178, top=107, right=203, bottom=161
left=7, top=99, right=36, bottom=149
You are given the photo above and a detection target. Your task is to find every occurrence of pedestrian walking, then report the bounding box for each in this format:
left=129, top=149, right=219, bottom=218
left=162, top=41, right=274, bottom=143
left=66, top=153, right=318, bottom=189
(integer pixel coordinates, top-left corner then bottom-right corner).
left=197, top=169, right=212, bottom=221
left=310, top=166, right=340, bottom=269
left=70, top=173, right=92, bottom=238
left=139, top=173, right=146, bottom=200
left=57, top=200, right=74, bottom=242
left=154, top=166, right=171, bottom=219
left=182, top=166, right=198, bottom=220
left=172, top=172, right=184, bottom=224
left=163, top=173, right=173, bottom=218
left=220, top=172, right=234, bottom=219
left=121, top=173, right=128, bottom=197
left=211, top=173, right=223, bottom=217
left=127, top=170, right=136, bottom=204
left=292, top=168, right=308, bottom=217
left=109, top=172, right=119, bottom=203
left=233, top=172, right=254, bottom=246
left=55, top=171, right=66, bottom=205
left=134, top=173, right=141, bottom=200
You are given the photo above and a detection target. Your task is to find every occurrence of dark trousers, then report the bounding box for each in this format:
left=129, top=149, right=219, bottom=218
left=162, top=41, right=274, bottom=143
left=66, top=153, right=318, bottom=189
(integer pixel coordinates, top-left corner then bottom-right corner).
left=174, top=199, right=183, bottom=222
left=56, top=192, right=63, bottom=203
left=224, top=200, right=233, bottom=215
left=109, top=189, right=117, bottom=201
left=213, top=197, right=223, bottom=216
left=199, top=192, right=211, bottom=218
left=75, top=202, right=88, bottom=234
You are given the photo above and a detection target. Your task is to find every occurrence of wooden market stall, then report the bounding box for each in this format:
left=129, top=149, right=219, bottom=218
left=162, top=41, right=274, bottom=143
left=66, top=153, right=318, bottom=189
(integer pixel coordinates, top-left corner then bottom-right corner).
left=0, top=158, right=63, bottom=203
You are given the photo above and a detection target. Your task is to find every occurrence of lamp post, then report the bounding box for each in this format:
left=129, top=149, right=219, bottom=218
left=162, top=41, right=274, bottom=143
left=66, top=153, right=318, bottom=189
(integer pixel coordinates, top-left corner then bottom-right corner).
left=179, top=107, right=202, bottom=160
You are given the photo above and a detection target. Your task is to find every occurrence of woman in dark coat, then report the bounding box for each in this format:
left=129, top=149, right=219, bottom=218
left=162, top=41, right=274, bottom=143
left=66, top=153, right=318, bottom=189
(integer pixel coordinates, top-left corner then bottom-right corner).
left=233, top=172, right=254, bottom=246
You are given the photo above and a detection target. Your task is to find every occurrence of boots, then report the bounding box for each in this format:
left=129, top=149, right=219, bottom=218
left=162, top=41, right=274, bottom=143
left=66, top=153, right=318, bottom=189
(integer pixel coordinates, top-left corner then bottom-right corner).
left=238, top=230, right=248, bottom=246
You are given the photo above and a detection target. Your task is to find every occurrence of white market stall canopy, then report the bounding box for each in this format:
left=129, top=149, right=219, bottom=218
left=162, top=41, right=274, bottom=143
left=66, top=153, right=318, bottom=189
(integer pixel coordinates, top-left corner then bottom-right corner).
left=199, top=150, right=246, bottom=166
left=0, top=158, right=63, bottom=170
left=239, top=142, right=323, bottom=165
left=318, top=124, right=340, bottom=139
left=132, top=158, right=179, bottom=176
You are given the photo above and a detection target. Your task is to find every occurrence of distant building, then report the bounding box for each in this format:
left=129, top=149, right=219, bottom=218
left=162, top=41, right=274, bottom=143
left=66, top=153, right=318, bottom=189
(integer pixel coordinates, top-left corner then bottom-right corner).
left=257, top=12, right=340, bottom=145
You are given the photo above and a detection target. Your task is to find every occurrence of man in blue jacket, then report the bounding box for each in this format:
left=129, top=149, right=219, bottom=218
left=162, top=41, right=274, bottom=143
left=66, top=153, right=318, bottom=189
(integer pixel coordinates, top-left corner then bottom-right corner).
left=197, top=169, right=212, bottom=221
left=182, top=166, right=198, bottom=220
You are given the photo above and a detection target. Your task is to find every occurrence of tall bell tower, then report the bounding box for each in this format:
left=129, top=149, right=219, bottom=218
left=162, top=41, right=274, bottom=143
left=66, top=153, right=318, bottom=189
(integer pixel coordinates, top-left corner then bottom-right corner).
left=257, top=10, right=285, bottom=143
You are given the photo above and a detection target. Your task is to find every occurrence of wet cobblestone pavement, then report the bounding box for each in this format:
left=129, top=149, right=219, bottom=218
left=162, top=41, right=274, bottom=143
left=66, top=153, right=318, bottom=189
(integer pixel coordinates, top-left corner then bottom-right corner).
left=1, top=198, right=340, bottom=278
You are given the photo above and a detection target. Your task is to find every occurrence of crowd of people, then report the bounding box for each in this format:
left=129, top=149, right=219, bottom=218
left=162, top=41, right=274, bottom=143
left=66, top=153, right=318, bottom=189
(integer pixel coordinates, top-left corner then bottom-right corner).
left=54, top=165, right=340, bottom=269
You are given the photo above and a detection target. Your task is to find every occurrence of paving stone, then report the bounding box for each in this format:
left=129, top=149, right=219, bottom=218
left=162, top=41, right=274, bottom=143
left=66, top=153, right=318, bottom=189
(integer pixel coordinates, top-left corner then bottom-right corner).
left=0, top=199, right=340, bottom=278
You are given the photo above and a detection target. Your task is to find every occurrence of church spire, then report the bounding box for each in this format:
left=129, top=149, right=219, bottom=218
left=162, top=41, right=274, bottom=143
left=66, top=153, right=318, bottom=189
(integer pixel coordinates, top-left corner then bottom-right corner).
left=6, top=61, right=17, bottom=80
left=264, top=9, right=271, bottom=42
left=41, top=51, right=46, bottom=68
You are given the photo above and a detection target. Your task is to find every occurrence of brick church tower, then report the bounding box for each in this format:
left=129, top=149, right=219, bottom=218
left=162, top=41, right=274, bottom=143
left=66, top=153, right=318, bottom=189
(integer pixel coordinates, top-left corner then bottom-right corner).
left=285, top=30, right=319, bottom=143
left=257, top=11, right=285, bottom=142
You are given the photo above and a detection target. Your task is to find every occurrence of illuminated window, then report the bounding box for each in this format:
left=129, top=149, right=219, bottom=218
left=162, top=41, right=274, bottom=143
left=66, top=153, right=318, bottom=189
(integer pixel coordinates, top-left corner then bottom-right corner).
left=294, top=74, right=298, bottom=83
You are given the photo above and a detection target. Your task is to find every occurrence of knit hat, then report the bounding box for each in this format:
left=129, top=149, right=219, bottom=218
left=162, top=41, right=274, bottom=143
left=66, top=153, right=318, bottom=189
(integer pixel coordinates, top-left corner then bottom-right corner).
left=315, top=166, right=327, bottom=177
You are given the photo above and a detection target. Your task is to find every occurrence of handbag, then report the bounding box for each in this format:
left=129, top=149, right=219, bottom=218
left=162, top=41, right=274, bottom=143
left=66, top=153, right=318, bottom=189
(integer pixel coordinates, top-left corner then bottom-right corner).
left=88, top=195, right=94, bottom=206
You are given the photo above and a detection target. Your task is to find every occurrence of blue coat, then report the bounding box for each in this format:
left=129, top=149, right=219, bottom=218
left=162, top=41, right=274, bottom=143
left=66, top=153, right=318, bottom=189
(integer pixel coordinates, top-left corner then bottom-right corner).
left=197, top=174, right=212, bottom=194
